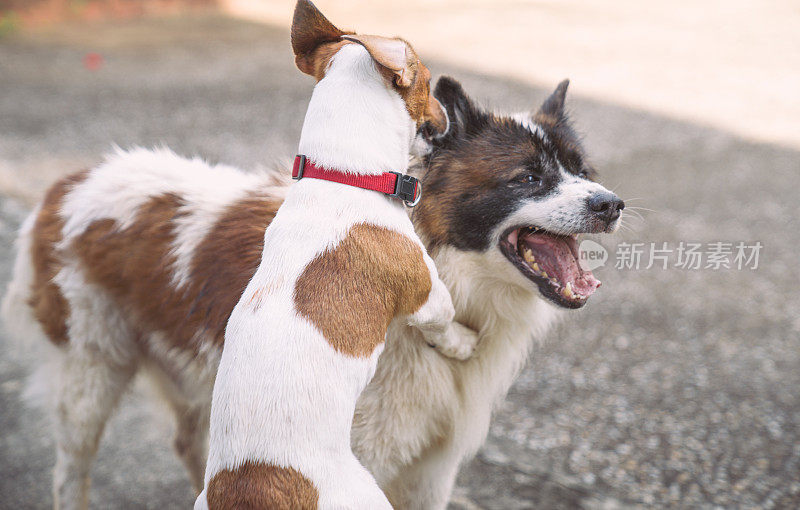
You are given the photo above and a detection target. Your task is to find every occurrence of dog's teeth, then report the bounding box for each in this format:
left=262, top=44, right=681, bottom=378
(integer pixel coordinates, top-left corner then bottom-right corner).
left=563, top=282, right=573, bottom=298
left=532, top=262, right=540, bottom=272
left=541, top=271, right=548, bottom=279
left=523, top=248, right=534, bottom=262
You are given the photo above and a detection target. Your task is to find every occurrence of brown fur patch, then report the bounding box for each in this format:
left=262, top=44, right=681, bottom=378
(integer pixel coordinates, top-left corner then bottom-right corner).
left=185, top=193, right=282, bottom=343
left=413, top=142, right=502, bottom=251
left=389, top=47, right=434, bottom=125
left=29, top=170, right=89, bottom=345
left=291, top=0, right=353, bottom=77
left=294, top=223, right=431, bottom=358
left=72, top=190, right=281, bottom=351
left=73, top=192, right=187, bottom=344
left=207, top=461, right=319, bottom=510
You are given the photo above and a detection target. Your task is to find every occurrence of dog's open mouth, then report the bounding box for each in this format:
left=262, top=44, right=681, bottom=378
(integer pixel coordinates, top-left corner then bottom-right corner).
left=499, top=226, right=601, bottom=308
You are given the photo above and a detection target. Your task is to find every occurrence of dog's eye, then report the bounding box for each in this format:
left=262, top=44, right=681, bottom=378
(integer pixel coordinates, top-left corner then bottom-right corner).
left=518, top=174, right=542, bottom=185
left=577, top=170, right=588, bottom=179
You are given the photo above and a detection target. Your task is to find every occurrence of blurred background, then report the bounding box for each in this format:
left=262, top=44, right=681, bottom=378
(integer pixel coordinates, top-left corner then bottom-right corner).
left=1, top=0, right=798, bottom=508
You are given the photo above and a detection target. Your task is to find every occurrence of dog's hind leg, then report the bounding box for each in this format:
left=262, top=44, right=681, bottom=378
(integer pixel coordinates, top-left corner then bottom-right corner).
left=145, top=364, right=211, bottom=493
left=162, top=396, right=209, bottom=491
left=49, top=272, right=141, bottom=510
left=172, top=405, right=210, bottom=493
left=52, top=351, right=137, bottom=510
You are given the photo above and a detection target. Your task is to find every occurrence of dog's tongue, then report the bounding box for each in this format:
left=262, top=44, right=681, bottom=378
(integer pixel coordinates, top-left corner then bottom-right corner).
left=521, top=232, right=601, bottom=297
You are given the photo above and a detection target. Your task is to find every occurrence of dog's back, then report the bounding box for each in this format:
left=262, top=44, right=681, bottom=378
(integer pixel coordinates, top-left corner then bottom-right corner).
left=6, top=148, right=284, bottom=354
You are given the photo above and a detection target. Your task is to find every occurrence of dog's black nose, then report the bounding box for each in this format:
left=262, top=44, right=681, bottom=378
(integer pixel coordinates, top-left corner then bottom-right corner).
left=587, top=192, right=624, bottom=223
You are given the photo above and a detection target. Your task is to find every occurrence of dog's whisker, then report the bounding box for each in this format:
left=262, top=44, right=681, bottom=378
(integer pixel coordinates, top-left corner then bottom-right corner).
left=622, top=209, right=645, bottom=222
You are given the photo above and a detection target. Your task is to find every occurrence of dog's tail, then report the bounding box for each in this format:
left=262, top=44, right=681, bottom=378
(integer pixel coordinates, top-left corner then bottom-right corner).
left=2, top=204, right=42, bottom=349
left=253, top=158, right=294, bottom=188
left=1, top=203, right=64, bottom=410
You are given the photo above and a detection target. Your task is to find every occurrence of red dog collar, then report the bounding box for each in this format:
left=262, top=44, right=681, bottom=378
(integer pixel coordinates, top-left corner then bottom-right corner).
left=291, top=155, right=422, bottom=207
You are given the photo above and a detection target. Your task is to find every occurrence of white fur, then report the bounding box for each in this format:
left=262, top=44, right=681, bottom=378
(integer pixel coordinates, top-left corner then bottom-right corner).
left=297, top=44, right=416, bottom=176
left=198, top=42, right=470, bottom=509
left=353, top=245, right=561, bottom=508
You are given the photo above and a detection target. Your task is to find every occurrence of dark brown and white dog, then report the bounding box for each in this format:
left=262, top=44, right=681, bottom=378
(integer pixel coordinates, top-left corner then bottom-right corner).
left=357, top=76, right=623, bottom=508
left=195, top=2, right=479, bottom=509
left=1, top=67, right=623, bottom=510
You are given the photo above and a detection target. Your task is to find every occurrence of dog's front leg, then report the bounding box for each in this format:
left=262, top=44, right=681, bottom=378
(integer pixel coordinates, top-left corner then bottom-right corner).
left=408, top=267, right=480, bottom=361
left=414, top=314, right=479, bottom=361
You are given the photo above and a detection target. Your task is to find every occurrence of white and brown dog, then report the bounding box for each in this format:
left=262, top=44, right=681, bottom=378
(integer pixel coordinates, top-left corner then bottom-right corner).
left=195, top=1, right=477, bottom=509
left=1, top=38, right=624, bottom=510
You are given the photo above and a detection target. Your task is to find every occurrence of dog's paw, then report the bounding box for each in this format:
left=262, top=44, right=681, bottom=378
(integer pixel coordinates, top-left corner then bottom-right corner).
left=435, top=341, right=475, bottom=361
left=433, top=322, right=479, bottom=361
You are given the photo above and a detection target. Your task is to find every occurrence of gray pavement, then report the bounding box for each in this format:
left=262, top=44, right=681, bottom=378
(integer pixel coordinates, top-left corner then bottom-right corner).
left=1, top=15, right=799, bottom=509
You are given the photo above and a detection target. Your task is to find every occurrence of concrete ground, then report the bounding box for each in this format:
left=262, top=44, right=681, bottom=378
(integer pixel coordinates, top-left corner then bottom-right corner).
left=1, top=13, right=799, bottom=510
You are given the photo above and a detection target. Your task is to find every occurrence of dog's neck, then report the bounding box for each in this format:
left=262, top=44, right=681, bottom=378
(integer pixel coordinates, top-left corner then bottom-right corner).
left=430, top=244, right=561, bottom=337
left=297, top=44, right=415, bottom=176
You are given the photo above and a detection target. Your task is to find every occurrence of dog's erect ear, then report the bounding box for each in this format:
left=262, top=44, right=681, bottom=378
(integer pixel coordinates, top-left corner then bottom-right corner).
left=291, top=0, right=347, bottom=76
left=423, top=76, right=482, bottom=144
left=536, top=79, right=569, bottom=120
left=342, top=35, right=413, bottom=87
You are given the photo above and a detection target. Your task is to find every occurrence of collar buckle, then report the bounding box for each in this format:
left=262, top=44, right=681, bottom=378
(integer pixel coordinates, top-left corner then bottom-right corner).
left=292, top=154, right=306, bottom=180
left=389, top=172, right=422, bottom=207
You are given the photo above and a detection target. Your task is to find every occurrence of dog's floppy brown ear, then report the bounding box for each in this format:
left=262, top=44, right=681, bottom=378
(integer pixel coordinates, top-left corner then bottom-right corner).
left=291, top=0, right=346, bottom=76
left=342, top=34, right=413, bottom=88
